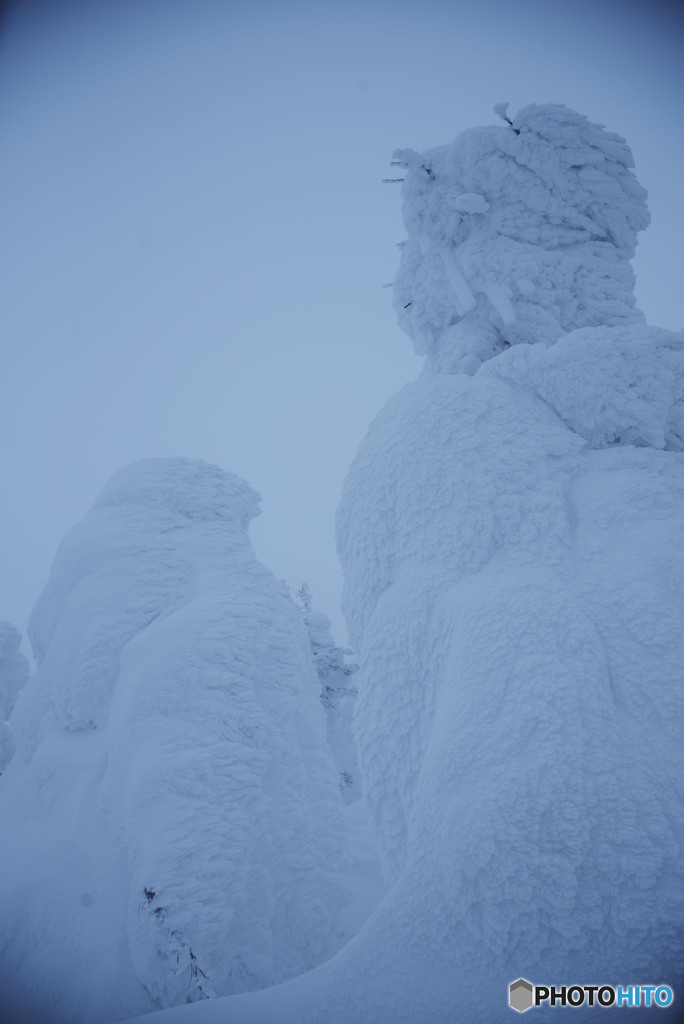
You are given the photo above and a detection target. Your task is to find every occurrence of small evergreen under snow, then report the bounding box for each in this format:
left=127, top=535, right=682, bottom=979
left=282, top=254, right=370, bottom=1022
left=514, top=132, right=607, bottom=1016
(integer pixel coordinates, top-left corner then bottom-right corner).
left=1, top=104, right=682, bottom=1024
left=298, top=584, right=360, bottom=803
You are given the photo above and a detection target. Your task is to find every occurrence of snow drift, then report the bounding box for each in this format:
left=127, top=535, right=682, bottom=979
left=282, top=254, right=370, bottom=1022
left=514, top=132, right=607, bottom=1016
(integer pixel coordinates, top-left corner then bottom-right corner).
left=0, top=458, right=348, bottom=1023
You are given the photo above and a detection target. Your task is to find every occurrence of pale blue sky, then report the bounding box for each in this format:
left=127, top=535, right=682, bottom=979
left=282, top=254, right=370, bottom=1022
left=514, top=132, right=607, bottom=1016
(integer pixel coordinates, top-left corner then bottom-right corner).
left=2, top=0, right=683, bottom=647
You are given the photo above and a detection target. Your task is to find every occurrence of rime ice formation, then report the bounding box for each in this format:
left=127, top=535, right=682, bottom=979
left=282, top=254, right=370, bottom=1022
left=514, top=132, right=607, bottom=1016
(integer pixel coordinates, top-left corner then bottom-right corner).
left=0, top=621, right=29, bottom=770
left=336, top=104, right=684, bottom=1020
left=337, top=375, right=684, bottom=1021
left=4, top=106, right=684, bottom=1024
left=0, top=459, right=348, bottom=1024
left=115, top=104, right=684, bottom=1024
left=393, top=103, right=652, bottom=374
left=299, top=586, right=360, bottom=803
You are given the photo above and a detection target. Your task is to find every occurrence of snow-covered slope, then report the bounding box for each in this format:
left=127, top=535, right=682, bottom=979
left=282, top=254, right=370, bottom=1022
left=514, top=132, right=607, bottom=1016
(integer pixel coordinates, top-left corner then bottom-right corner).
left=0, top=458, right=348, bottom=1023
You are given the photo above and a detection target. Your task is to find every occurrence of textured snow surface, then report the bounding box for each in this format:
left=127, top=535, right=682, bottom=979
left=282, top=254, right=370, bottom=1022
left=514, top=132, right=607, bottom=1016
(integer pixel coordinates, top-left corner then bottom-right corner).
left=123, top=108, right=682, bottom=1024
left=393, top=104, right=650, bottom=373
left=155, top=367, right=681, bottom=1024
left=338, top=371, right=684, bottom=940
left=480, top=323, right=684, bottom=451
left=4, top=105, right=683, bottom=1024
left=0, top=458, right=349, bottom=1023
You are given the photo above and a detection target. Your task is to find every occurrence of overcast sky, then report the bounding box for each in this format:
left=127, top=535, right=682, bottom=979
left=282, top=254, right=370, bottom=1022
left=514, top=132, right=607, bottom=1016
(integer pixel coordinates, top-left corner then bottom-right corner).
left=1, top=0, right=683, bottom=650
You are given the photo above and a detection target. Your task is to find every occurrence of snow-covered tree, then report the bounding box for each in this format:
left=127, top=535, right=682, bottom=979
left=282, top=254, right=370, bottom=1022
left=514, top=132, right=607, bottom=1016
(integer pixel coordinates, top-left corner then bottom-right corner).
left=134, top=107, right=680, bottom=1024
left=3, top=106, right=683, bottom=1024
left=392, top=103, right=652, bottom=374
left=297, top=585, right=359, bottom=802
left=335, top=104, right=684, bottom=1020
left=0, top=620, right=29, bottom=772
left=0, top=458, right=348, bottom=1023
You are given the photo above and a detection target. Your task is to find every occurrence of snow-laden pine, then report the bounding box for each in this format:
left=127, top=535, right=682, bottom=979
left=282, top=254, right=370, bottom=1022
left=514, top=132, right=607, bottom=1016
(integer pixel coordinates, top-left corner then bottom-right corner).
left=336, top=103, right=684, bottom=1020
left=118, top=104, right=682, bottom=1024
left=0, top=458, right=348, bottom=1023
left=298, top=585, right=360, bottom=803
left=392, top=103, right=651, bottom=374
left=4, top=105, right=683, bottom=1024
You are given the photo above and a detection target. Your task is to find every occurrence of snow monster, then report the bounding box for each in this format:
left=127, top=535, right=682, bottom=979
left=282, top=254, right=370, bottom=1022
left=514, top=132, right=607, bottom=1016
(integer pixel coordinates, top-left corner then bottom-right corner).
left=17, top=105, right=682, bottom=1024
left=0, top=459, right=348, bottom=1023
left=335, top=103, right=684, bottom=1022
left=129, top=103, right=683, bottom=1024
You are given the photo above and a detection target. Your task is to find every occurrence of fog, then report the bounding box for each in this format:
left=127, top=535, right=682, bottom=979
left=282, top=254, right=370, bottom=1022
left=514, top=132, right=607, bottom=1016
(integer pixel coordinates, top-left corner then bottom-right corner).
left=1, top=0, right=682, bottom=648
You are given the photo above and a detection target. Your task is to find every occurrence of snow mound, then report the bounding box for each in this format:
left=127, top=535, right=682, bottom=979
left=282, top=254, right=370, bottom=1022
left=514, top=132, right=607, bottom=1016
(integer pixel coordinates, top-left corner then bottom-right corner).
left=393, top=103, right=650, bottom=372
left=0, top=458, right=348, bottom=1023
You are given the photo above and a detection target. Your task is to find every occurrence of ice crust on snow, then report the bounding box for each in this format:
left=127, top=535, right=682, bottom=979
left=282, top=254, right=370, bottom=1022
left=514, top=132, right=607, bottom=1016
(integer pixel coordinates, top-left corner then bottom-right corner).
left=393, top=104, right=651, bottom=374
left=0, top=458, right=348, bottom=1022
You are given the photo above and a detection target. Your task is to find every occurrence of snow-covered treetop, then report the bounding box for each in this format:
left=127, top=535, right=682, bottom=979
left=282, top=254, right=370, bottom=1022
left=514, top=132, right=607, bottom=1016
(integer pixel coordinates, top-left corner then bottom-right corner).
left=27, top=458, right=261, bottom=678
left=92, top=457, right=261, bottom=528
left=393, top=103, right=651, bottom=373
